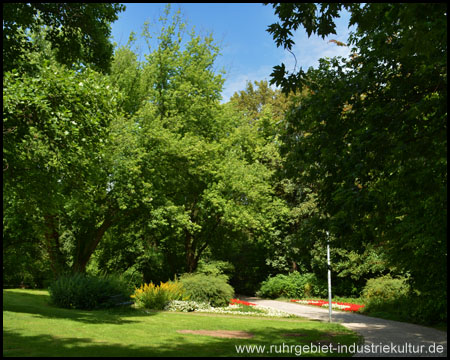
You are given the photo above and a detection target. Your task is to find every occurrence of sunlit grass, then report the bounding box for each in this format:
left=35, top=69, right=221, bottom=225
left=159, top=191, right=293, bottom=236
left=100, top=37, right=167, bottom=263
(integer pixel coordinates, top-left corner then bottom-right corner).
left=3, top=289, right=362, bottom=357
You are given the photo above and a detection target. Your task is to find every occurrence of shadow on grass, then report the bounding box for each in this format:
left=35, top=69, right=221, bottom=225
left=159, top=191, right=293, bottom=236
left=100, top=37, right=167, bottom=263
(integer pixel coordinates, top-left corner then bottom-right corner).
left=3, top=289, right=155, bottom=325
left=3, top=325, right=360, bottom=357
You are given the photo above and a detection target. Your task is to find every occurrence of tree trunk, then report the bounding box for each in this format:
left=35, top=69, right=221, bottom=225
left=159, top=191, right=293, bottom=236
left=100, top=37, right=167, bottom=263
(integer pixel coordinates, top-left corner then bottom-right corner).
left=72, top=210, right=117, bottom=273
left=185, top=230, right=197, bottom=273
left=44, top=214, right=69, bottom=277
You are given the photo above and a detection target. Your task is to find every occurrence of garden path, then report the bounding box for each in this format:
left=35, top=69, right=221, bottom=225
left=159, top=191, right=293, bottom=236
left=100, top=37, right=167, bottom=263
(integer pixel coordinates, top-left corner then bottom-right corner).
left=240, top=296, right=447, bottom=357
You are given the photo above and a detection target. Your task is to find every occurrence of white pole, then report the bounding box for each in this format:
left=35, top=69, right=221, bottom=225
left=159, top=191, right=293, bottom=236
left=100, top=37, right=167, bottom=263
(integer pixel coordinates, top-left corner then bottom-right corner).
left=326, top=231, right=332, bottom=322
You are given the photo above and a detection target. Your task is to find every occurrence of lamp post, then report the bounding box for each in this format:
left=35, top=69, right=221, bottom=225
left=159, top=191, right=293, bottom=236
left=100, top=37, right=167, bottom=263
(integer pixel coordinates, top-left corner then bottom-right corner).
left=326, top=231, right=332, bottom=322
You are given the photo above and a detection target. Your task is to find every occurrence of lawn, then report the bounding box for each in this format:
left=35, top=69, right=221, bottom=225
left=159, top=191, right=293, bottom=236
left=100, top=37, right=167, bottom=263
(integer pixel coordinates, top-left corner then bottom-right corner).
left=3, top=289, right=361, bottom=357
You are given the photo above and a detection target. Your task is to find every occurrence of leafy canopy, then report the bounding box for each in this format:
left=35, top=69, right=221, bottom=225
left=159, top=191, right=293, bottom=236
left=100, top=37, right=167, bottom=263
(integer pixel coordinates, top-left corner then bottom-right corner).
left=267, top=2, right=446, bottom=319
left=3, top=3, right=125, bottom=73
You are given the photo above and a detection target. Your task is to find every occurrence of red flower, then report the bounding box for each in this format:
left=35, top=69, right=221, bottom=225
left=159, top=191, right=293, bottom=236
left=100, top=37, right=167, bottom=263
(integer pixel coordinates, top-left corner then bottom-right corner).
left=230, top=298, right=257, bottom=306
left=290, top=299, right=365, bottom=312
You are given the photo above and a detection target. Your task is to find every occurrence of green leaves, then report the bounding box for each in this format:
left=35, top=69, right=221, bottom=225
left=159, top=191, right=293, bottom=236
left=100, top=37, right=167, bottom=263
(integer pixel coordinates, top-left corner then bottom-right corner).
left=3, top=3, right=125, bottom=73
left=103, top=6, right=286, bottom=274
left=272, top=3, right=447, bottom=319
left=3, top=48, right=123, bottom=275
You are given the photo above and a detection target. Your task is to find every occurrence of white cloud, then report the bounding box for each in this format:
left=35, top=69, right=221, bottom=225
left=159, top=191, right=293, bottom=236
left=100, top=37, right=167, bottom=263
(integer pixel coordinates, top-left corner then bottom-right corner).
left=220, top=32, right=352, bottom=103
left=283, top=29, right=352, bottom=73
left=220, top=10, right=355, bottom=103
left=221, top=64, right=277, bottom=103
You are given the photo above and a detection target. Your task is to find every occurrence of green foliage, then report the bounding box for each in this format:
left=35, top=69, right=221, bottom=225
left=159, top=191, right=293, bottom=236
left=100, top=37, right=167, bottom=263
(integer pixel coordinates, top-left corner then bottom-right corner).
left=229, top=80, right=292, bottom=124
left=3, top=3, right=125, bottom=73
left=361, top=274, right=410, bottom=304
left=408, top=295, right=447, bottom=325
left=48, top=273, right=132, bottom=310
left=3, top=198, right=53, bottom=288
left=7, top=2, right=445, bottom=328
left=269, top=3, right=447, bottom=323
left=195, top=259, right=235, bottom=280
left=360, top=274, right=445, bottom=325
left=257, top=272, right=327, bottom=299
left=103, top=5, right=287, bottom=277
left=264, top=3, right=359, bottom=93
left=3, top=241, right=53, bottom=289
left=131, top=280, right=187, bottom=310
left=3, top=39, right=123, bottom=275
left=179, top=273, right=234, bottom=307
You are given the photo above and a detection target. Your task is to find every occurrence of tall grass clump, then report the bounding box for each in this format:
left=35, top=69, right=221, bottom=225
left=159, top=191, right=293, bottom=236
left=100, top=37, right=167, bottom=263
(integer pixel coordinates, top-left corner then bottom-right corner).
left=48, top=273, right=132, bottom=310
left=131, top=280, right=187, bottom=310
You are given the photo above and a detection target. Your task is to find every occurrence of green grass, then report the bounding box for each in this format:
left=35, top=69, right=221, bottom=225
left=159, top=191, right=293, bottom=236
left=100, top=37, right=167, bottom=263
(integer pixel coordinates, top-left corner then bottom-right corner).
left=3, top=289, right=362, bottom=357
left=227, top=304, right=267, bottom=314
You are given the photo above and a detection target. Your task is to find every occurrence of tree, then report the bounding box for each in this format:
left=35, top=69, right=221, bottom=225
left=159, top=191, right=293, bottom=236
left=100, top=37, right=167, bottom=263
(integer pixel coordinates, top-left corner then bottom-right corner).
left=94, top=6, right=289, bottom=278
left=3, top=3, right=125, bottom=73
left=3, top=42, right=123, bottom=275
left=267, top=3, right=447, bottom=321
left=229, top=80, right=291, bottom=123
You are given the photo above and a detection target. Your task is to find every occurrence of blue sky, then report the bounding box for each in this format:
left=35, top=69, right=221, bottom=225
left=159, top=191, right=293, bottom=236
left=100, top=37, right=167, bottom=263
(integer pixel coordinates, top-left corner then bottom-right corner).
left=110, top=3, right=354, bottom=102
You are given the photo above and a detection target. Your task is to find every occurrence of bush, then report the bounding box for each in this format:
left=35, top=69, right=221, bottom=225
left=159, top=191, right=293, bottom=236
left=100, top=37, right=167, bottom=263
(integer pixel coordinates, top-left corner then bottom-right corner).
left=360, top=274, right=411, bottom=322
left=131, top=280, right=187, bottom=310
left=359, top=275, right=446, bottom=325
left=257, top=272, right=327, bottom=299
left=179, top=273, right=234, bottom=307
left=361, top=274, right=410, bottom=304
left=48, top=273, right=133, bottom=310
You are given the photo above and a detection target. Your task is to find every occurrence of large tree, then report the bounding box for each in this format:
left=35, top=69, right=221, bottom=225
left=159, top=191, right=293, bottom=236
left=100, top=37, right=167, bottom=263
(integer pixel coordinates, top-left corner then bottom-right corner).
left=3, top=38, right=123, bottom=275
left=92, top=6, right=287, bottom=278
left=266, top=3, right=447, bottom=321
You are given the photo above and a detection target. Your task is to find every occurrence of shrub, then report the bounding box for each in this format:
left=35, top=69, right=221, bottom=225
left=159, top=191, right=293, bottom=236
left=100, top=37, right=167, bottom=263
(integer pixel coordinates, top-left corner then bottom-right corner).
left=131, top=280, right=187, bottom=310
left=257, top=272, right=327, bottom=299
left=359, top=274, right=412, bottom=321
left=361, top=274, right=410, bottom=304
left=359, top=275, right=446, bottom=325
left=179, top=273, right=234, bottom=307
left=48, top=273, right=132, bottom=310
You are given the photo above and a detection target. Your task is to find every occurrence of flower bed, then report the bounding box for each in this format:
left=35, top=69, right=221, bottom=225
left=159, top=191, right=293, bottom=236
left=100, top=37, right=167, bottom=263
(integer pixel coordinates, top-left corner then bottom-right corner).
left=230, top=298, right=257, bottom=306
left=165, top=299, right=296, bottom=318
left=290, top=299, right=365, bottom=312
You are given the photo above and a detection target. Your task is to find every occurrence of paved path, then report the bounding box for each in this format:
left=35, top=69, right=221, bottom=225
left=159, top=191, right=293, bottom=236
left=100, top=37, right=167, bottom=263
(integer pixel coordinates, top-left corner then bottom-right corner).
left=240, top=296, right=447, bottom=357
